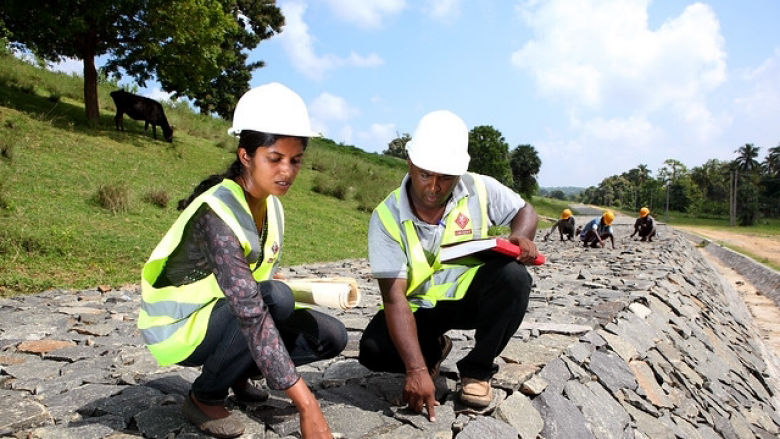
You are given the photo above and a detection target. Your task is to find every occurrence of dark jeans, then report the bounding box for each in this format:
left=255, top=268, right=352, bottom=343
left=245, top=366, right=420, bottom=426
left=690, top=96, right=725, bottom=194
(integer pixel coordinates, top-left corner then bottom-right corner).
left=181, top=280, right=347, bottom=403
left=358, top=257, right=532, bottom=381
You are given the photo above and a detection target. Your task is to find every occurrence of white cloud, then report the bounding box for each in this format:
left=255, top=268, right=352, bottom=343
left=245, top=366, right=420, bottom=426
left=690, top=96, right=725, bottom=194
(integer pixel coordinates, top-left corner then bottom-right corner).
left=279, top=2, right=385, bottom=80
left=307, top=92, right=360, bottom=143
left=424, top=0, right=462, bottom=22
left=346, top=52, right=384, bottom=67
left=576, top=115, right=659, bottom=145
left=511, top=0, right=729, bottom=172
left=357, top=122, right=397, bottom=152
left=730, top=48, right=780, bottom=150
left=323, top=0, right=405, bottom=29
left=48, top=57, right=82, bottom=75
left=144, top=88, right=174, bottom=103
left=310, top=92, right=360, bottom=122
left=511, top=0, right=726, bottom=119
left=734, top=48, right=780, bottom=120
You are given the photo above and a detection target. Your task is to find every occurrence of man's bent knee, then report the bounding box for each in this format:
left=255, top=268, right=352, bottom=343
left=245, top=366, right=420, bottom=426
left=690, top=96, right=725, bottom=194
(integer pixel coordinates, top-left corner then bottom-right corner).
left=358, top=334, right=386, bottom=371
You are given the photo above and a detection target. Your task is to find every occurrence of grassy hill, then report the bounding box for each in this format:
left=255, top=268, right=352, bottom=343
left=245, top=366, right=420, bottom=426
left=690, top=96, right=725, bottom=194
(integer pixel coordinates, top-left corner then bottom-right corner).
left=0, top=52, right=565, bottom=296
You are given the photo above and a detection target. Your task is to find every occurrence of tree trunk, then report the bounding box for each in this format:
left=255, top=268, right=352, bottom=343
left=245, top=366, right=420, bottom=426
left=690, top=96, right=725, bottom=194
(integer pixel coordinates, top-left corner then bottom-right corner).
left=729, top=171, right=736, bottom=226
left=81, top=31, right=99, bottom=126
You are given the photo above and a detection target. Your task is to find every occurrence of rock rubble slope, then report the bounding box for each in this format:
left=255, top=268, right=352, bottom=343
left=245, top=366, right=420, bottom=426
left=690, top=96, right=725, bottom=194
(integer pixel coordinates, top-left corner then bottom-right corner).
left=1, top=224, right=779, bottom=439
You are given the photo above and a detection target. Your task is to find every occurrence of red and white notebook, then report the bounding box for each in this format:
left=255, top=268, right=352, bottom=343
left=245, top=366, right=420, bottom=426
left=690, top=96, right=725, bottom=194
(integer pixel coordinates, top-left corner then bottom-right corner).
left=439, top=237, right=546, bottom=265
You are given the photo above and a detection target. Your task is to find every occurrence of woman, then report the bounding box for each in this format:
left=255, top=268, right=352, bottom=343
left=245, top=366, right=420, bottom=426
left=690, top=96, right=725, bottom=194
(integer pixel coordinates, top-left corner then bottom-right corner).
left=138, top=83, right=346, bottom=439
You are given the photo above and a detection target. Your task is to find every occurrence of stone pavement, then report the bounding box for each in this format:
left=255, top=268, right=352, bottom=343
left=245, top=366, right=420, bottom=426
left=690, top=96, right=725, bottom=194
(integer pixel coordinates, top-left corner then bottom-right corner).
left=2, top=224, right=780, bottom=438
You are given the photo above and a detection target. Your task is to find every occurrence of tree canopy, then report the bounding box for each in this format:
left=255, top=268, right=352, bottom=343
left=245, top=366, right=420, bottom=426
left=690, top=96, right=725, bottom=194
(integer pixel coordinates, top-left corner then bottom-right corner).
left=467, top=125, right=513, bottom=186
left=383, top=133, right=410, bottom=159
left=509, top=144, right=541, bottom=199
left=1, top=0, right=283, bottom=123
left=578, top=144, right=779, bottom=224
left=734, top=143, right=761, bottom=172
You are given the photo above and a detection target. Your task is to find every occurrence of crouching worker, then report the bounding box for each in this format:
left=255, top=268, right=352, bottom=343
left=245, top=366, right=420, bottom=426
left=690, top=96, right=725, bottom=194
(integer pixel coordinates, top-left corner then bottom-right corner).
left=630, top=207, right=657, bottom=242
left=359, top=110, right=538, bottom=420
left=580, top=210, right=615, bottom=248
left=138, top=83, right=345, bottom=439
left=544, top=208, right=575, bottom=241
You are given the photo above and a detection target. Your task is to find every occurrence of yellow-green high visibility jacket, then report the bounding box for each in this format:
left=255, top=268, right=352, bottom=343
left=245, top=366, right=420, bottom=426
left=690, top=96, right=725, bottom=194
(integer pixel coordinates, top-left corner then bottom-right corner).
left=137, top=179, right=284, bottom=366
left=374, top=173, right=488, bottom=311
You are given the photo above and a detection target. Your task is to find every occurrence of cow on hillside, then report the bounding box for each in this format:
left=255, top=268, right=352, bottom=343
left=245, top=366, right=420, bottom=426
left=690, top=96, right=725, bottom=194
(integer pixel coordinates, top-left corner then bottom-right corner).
left=110, top=90, right=173, bottom=142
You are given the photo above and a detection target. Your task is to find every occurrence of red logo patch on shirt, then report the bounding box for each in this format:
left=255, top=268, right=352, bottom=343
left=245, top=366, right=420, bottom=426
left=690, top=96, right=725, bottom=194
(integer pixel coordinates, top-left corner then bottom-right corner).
left=271, top=241, right=279, bottom=254
left=455, top=213, right=470, bottom=229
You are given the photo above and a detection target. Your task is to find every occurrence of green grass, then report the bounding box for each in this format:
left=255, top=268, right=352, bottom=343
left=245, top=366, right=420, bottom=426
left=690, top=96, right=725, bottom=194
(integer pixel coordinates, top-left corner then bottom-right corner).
left=529, top=196, right=574, bottom=227
left=0, top=52, right=413, bottom=296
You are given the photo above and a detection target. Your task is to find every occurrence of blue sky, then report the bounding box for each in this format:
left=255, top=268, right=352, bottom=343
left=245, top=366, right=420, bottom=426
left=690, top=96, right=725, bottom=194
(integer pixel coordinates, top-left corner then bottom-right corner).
left=51, top=0, right=780, bottom=188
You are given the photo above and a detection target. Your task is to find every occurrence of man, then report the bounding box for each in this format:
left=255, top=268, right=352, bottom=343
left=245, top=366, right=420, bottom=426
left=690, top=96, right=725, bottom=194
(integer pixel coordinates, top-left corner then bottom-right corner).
left=630, top=207, right=657, bottom=242
left=358, top=110, right=539, bottom=420
left=579, top=210, right=615, bottom=248
left=544, top=208, right=575, bottom=241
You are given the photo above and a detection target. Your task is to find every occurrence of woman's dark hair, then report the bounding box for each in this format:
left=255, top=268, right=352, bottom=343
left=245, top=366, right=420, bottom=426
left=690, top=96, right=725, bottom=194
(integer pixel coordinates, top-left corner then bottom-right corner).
left=177, top=130, right=308, bottom=210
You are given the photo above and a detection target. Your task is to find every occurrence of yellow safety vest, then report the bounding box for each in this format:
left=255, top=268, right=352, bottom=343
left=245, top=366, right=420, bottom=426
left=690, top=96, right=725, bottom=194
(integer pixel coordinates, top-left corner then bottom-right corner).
left=374, top=173, right=489, bottom=311
left=137, top=179, right=284, bottom=365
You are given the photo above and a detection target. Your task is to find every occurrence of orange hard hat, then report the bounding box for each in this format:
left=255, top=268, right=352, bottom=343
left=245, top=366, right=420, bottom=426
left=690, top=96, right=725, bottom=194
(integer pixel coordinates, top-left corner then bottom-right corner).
left=603, top=210, right=615, bottom=225
left=639, top=207, right=650, bottom=217
left=561, top=209, right=572, bottom=219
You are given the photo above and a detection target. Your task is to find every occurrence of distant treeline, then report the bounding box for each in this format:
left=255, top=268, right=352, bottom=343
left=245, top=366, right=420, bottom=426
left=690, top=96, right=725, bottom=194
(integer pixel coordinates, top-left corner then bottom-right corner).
left=577, top=144, right=779, bottom=225
left=539, top=187, right=584, bottom=199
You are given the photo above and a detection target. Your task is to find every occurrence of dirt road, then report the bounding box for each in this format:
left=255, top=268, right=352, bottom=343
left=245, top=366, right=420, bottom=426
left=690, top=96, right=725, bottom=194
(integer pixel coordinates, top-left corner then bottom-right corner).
left=674, top=225, right=780, bottom=268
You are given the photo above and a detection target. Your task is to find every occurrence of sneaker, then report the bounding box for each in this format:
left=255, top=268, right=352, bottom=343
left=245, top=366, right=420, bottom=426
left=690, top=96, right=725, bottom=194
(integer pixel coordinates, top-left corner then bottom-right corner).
left=429, top=335, right=452, bottom=380
left=182, top=393, right=245, bottom=438
left=458, top=377, right=493, bottom=408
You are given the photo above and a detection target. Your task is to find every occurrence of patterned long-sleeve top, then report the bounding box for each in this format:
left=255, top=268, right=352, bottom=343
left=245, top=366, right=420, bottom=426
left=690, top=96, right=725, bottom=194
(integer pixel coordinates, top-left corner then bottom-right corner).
left=162, top=204, right=299, bottom=390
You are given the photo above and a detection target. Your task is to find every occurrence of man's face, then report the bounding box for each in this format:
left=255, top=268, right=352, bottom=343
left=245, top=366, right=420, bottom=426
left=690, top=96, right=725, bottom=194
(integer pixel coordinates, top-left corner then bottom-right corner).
left=406, top=161, right=460, bottom=210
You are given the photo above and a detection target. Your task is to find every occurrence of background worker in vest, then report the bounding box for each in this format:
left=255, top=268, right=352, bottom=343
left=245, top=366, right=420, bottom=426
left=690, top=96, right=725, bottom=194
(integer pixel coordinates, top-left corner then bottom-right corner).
left=630, top=207, right=657, bottom=242
left=579, top=210, right=616, bottom=248
left=543, top=208, right=576, bottom=241
left=138, top=83, right=345, bottom=439
left=358, top=110, right=539, bottom=418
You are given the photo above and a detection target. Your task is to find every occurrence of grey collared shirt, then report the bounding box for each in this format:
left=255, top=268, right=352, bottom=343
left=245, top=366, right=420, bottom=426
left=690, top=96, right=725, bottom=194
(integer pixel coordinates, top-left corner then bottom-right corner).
left=368, top=173, right=526, bottom=279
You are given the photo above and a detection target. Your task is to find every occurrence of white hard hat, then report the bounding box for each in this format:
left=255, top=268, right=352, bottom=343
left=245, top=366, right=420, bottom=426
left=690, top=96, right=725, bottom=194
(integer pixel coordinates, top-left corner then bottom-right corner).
left=406, top=110, right=470, bottom=175
left=228, top=82, right=319, bottom=138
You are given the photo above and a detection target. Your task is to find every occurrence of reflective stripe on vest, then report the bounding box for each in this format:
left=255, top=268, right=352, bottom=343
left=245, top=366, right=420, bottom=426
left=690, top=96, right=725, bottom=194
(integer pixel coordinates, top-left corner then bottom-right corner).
left=137, top=179, right=283, bottom=366
left=375, top=173, right=489, bottom=311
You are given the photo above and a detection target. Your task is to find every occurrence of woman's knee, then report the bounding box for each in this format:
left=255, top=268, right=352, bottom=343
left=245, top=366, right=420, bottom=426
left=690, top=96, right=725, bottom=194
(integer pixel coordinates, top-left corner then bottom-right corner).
left=258, top=280, right=295, bottom=321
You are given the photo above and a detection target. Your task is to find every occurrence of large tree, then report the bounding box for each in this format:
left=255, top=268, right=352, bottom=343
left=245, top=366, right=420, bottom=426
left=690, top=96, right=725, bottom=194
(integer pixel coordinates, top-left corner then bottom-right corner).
left=763, top=144, right=780, bottom=177
left=734, top=143, right=761, bottom=172
left=1, top=0, right=283, bottom=123
left=383, top=133, right=411, bottom=159
left=508, top=144, right=541, bottom=199
left=467, top=125, right=513, bottom=186
left=732, top=144, right=762, bottom=226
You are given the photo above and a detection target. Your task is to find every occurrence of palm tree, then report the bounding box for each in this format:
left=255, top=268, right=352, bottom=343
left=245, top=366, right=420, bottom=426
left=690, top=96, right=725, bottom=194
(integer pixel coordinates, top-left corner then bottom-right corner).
left=636, top=164, right=651, bottom=184
left=763, top=144, right=780, bottom=177
left=734, top=143, right=761, bottom=172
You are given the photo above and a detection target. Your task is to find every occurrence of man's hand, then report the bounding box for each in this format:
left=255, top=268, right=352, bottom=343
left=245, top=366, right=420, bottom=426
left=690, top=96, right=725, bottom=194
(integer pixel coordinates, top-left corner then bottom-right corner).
left=509, top=235, right=539, bottom=265
left=403, top=368, right=439, bottom=422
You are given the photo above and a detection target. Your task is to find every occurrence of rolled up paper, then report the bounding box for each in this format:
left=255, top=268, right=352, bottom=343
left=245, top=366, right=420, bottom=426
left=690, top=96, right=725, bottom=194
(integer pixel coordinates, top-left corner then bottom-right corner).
left=282, top=277, right=361, bottom=310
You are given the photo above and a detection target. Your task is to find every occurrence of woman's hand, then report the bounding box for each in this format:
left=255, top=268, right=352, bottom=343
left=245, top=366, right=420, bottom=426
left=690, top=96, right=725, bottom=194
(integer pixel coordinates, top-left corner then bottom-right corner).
left=300, top=407, right=332, bottom=439
left=285, top=378, right=332, bottom=438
